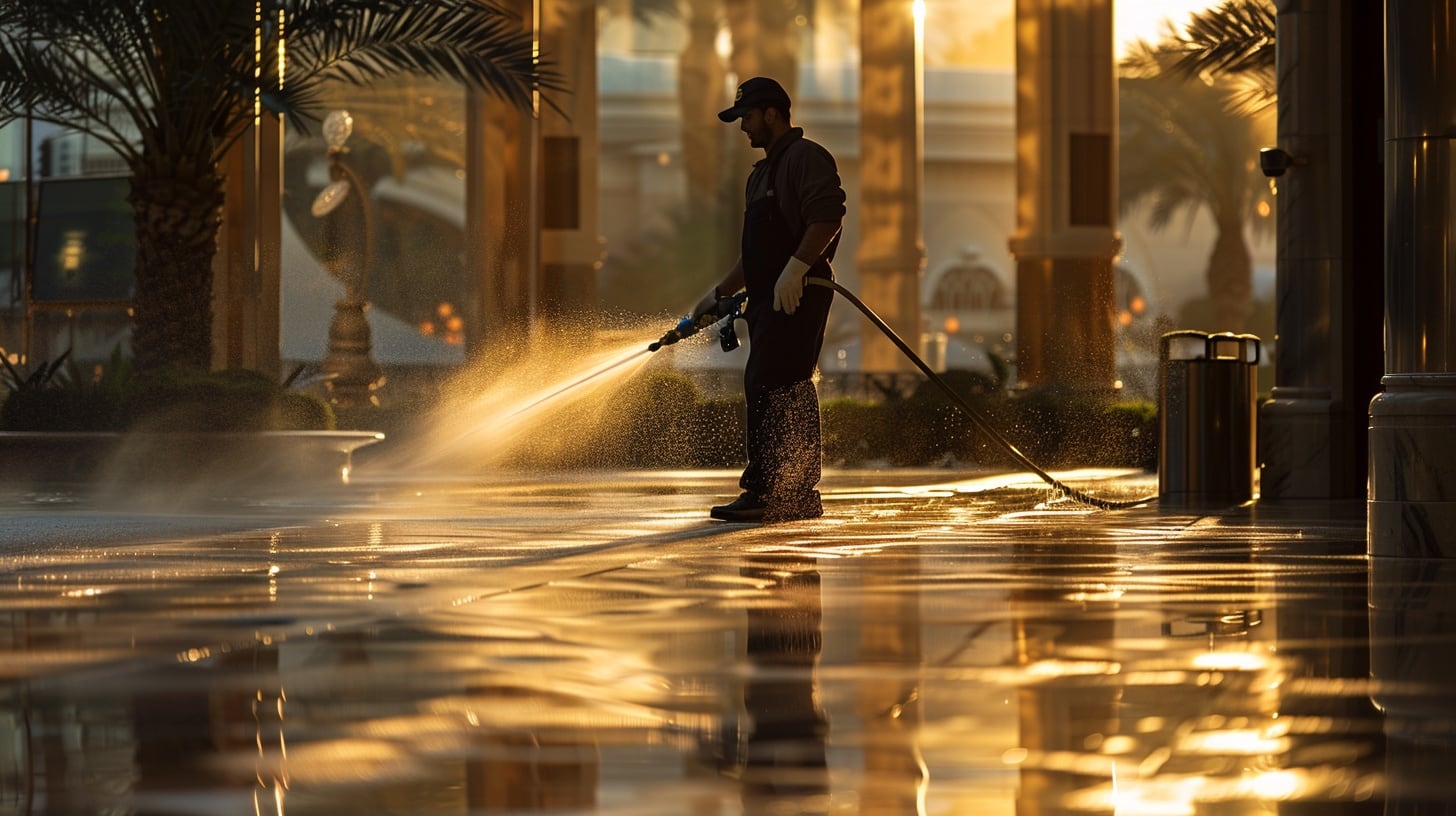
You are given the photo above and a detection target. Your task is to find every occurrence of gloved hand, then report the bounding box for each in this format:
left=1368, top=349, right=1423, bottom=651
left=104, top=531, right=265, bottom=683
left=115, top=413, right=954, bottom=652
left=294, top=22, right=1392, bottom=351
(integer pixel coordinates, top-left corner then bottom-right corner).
left=773, top=256, right=812, bottom=314
left=692, top=288, right=723, bottom=320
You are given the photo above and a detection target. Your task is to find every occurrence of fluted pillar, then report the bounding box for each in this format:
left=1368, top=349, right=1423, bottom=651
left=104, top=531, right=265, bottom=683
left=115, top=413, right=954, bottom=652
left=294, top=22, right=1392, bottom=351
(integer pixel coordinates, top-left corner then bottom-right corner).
left=1370, top=1, right=1456, bottom=557
left=856, top=0, right=924, bottom=373
left=1008, top=0, right=1119, bottom=393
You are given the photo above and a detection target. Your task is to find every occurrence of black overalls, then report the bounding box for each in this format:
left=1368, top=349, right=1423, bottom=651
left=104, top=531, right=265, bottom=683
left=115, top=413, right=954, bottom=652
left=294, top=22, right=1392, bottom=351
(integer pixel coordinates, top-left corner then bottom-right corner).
left=738, top=149, right=835, bottom=510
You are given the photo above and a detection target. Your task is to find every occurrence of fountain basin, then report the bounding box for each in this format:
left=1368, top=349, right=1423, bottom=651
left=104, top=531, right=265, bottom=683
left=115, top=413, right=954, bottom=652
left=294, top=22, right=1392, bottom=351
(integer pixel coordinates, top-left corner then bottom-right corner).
left=0, top=430, right=385, bottom=488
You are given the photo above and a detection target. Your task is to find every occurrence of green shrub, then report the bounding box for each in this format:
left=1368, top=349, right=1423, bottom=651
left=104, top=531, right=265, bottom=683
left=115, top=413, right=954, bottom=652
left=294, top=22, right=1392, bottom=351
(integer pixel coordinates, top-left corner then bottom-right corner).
left=0, top=350, right=334, bottom=433
left=822, top=397, right=887, bottom=464
left=279, top=390, right=337, bottom=431
left=968, top=394, right=1158, bottom=469
left=0, top=349, right=130, bottom=431
left=542, top=372, right=1160, bottom=470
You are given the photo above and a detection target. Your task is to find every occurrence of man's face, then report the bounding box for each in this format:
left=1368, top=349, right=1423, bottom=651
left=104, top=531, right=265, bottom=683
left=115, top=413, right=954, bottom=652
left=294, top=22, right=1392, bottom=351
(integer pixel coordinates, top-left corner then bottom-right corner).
left=740, top=107, right=772, bottom=149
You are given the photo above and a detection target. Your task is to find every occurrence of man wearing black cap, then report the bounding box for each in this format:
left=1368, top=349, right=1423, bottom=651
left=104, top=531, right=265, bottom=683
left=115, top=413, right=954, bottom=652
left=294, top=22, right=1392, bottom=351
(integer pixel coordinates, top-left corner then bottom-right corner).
left=694, top=77, right=846, bottom=523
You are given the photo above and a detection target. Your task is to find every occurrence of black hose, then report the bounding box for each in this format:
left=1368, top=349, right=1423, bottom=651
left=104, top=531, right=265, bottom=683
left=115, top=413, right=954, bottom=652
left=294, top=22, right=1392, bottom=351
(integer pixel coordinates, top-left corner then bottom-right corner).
left=806, top=277, right=1155, bottom=510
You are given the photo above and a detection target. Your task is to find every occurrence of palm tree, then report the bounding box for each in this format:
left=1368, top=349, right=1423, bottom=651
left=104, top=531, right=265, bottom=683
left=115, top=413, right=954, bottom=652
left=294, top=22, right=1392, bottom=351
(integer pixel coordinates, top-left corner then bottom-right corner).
left=0, top=0, right=556, bottom=371
left=1120, top=1, right=1276, bottom=332
left=1122, top=0, right=1275, bottom=114
left=1119, top=48, right=1274, bottom=330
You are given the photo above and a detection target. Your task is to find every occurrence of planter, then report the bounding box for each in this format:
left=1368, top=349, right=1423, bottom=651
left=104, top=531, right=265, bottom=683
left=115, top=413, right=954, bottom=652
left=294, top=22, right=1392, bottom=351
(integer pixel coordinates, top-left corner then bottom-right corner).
left=0, top=430, right=385, bottom=488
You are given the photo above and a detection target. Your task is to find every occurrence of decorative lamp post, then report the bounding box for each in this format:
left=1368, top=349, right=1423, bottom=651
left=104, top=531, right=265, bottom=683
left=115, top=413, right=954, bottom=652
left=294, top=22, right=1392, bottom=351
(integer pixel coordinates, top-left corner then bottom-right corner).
left=312, top=110, right=382, bottom=408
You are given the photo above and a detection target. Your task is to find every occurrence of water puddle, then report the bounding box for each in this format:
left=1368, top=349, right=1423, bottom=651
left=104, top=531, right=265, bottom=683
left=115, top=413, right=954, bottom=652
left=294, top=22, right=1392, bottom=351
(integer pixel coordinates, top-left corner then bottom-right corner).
left=0, top=479, right=1446, bottom=814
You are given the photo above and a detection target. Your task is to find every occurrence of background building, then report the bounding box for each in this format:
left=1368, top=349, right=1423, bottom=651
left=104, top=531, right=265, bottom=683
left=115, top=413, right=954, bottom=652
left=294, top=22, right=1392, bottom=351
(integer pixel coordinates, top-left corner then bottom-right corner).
left=0, top=0, right=1272, bottom=404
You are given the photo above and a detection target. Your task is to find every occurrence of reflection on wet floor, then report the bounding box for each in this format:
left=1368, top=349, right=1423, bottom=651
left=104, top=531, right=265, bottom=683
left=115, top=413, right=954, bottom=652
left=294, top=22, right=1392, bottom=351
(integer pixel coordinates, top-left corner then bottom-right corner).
left=0, top=470, right=1449, bottom=814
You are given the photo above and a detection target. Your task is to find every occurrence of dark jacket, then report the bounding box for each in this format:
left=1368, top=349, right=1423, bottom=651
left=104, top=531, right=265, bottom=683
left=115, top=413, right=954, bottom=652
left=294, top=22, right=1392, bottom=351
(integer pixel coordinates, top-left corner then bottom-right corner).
left=745, top=127, right=846, bottom=260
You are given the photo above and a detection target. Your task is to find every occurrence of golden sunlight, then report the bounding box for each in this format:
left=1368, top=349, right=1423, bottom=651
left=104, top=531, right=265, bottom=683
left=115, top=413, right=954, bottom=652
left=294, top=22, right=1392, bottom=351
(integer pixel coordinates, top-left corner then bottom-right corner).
left=1115, top=0, right=1223, bottom=57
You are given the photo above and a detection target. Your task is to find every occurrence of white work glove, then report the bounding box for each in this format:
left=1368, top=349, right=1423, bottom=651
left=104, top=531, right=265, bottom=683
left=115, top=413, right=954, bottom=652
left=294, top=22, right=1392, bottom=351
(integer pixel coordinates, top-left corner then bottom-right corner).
left=773, top=256, right=812, bottom=314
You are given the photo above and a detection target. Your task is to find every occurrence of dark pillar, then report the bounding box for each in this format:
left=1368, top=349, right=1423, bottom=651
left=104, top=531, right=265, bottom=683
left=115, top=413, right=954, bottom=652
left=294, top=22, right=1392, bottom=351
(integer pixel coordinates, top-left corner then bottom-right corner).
left=1370, top=0, right=1456, bottom=557
left=1259, top=0, right=1384, bottom=501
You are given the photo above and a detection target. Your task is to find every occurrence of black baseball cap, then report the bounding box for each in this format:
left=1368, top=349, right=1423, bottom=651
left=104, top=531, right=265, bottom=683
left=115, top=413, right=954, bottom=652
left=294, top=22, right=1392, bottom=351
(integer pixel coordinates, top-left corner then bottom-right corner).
left=718, top=77, right=792, bottom=122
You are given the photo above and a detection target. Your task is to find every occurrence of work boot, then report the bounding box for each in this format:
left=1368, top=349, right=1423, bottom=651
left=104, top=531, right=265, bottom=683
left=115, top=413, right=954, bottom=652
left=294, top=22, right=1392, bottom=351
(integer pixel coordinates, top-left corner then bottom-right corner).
left=711, top=492, right=767, bottom=522
left=710, top=491, right=823, bottom=523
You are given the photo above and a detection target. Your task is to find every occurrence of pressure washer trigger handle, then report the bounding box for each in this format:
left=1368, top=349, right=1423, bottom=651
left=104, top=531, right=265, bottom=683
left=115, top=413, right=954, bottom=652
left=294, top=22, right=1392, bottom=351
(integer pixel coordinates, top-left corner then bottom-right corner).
left=647, top=314, right=699, bottom=351
left=647, top=290, right=747, bottom=352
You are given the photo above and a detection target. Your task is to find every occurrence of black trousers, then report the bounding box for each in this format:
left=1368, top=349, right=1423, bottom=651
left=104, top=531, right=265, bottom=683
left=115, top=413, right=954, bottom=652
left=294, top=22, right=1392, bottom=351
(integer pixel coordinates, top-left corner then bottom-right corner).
left=739, top=281, right=832, bottom=503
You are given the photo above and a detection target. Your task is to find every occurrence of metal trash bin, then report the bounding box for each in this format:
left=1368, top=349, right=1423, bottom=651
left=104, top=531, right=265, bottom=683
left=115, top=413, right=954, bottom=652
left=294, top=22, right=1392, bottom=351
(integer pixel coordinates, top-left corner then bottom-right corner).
left=1158, top=331, right=1261, bottom=505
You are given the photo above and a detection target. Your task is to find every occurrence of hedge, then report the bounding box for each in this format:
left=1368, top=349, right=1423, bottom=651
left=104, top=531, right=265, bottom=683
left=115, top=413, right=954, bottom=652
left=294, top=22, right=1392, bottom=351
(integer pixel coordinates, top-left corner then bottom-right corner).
left=475, top=368, right=1158, bottom=471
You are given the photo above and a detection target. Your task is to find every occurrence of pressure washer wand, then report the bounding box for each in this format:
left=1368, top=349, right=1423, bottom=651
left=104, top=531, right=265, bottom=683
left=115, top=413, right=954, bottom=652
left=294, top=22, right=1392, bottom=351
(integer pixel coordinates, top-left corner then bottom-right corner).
left=647, top=291, right=748, bottom=352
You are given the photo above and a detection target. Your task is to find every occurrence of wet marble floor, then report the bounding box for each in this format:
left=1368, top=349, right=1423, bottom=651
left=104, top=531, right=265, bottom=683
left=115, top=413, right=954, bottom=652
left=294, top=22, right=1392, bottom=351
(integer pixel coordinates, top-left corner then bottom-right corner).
left=0, top=468, right=1449, bottom=815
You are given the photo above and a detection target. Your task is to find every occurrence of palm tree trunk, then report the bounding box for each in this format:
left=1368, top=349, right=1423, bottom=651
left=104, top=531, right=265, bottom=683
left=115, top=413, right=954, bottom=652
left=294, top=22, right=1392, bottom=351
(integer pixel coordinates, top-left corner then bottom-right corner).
left=1207, top=217, right=1253, bottom=330
left=128, top=153, right=226, bottom=371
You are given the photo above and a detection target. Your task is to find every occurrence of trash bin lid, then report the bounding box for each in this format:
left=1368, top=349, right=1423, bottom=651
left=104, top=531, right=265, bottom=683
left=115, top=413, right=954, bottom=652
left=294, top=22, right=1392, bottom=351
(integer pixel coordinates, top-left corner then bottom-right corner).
left=1209, top=332, right=1261, bottom=364
left=1161, top=330, right=1209, bottom=361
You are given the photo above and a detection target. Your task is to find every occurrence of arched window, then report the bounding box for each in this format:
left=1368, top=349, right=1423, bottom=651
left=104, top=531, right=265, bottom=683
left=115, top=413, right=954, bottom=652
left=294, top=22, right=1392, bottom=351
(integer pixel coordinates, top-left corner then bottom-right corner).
left=931, top=265, right=1005, bottom=312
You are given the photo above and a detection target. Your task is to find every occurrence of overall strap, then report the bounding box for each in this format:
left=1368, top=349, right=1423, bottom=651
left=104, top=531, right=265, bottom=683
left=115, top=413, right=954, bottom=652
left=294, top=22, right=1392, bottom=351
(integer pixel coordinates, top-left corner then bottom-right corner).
left=764, top=141, right=790, bottom=200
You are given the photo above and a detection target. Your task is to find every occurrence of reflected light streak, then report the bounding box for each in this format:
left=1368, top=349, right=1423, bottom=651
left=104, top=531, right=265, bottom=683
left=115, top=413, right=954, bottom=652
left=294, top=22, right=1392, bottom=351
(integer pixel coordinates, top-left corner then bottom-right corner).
left=915, top=738, right=930, bottom=816
left=1081, top=768, right=1339, bottom=813
left=1024, top=658, right=1121, bottom=680
left=1179, top=728, right=1288, bottom=755
left=1251, top=769, right=1302, bottom=800
left=61, top=587, right=105, bottom=598
left=1110, top=786, right=1197, bottom=816
left=1191, top=649, right=1269, bottom=672
left=1064, top=585, right=1125, bottom=602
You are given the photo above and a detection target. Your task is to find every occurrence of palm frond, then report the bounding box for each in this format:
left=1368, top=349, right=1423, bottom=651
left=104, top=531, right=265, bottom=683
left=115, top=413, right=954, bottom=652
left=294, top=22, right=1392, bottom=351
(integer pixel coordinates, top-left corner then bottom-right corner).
left=0, top=0, right=155, bottom=158
left=1120, top=0, right=1275, bottom=114
left=281, top=0, right=561, bottom=127
left=628, top=0, right=681, bottom=24
left=1120, top=73, right=1271, bottom=234
left=4, top=0, right=556, bottom=153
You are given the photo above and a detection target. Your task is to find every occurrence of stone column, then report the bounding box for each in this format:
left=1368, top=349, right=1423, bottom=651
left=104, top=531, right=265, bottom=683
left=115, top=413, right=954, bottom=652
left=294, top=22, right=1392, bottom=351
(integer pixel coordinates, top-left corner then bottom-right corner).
left=856, top=0, right=924, bottom=373
left=1370, top=1, right=1456, bottom=558
left=1259, top=0, right=1384, bottom=501
left=464, top=0, right=536, bottom=363
left=1007, top=0, right=1119, bottom=393
left=724, top=0, right=802, bottom=281
left=678, top=0, right=726, bottom=224
left=212, top=113, right=282, bottom=377
left=537, top=0, right=601, bottom=344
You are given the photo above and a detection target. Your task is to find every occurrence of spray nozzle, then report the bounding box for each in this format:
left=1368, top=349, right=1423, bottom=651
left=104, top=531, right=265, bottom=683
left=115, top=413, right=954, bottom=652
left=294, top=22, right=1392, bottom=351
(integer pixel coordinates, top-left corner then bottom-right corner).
left=647, top=291, right=747, bottom=352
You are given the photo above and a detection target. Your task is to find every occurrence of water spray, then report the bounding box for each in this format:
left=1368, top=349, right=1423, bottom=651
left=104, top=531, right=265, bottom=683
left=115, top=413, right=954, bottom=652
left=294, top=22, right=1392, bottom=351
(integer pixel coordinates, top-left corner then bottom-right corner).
left=504, top=346, right=650, bottom=421
left=649, top=280, right=1154, bottom=511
